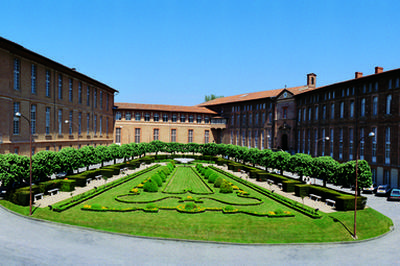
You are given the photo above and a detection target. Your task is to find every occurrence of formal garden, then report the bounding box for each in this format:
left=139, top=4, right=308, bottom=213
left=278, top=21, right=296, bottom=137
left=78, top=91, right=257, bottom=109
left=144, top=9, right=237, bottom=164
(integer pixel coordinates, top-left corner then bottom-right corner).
left=0, top=141, right=393, bottom=243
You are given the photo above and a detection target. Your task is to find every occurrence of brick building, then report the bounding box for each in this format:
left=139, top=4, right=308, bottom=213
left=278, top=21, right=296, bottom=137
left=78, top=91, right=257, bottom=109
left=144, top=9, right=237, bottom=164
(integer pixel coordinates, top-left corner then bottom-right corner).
left=0, top=37, right=117, bottom=155
left=113, top=103, right=221, bottom=144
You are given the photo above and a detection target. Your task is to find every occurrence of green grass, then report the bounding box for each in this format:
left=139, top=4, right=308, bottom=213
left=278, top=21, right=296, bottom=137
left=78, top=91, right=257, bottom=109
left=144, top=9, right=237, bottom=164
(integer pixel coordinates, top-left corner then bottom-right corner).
left=0, top=164, right=393, bottom=244
left=163, top=167, right=213, bottom=194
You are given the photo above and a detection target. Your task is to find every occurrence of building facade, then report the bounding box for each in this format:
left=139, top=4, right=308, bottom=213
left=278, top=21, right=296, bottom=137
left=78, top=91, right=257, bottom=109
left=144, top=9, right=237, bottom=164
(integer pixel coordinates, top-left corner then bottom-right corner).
left=0, top=37, right=117, bottom=155
left=113, top=103, right=222, bottom=145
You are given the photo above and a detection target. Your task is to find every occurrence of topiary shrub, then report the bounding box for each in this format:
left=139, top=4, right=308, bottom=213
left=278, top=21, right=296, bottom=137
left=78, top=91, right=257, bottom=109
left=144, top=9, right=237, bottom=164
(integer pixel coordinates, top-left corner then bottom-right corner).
left=151, top=173, right=163, bottom=187
left=158, top=170, right=167, bottom=182
left=60, top=179, right=76, bottom=192
left=208, top=173, right=219, bottom=183
left=220, top=180, right=233, bottom=193
left=214, top=177, right=224, bottom=188
left=143, top=179, right=158, bottom=192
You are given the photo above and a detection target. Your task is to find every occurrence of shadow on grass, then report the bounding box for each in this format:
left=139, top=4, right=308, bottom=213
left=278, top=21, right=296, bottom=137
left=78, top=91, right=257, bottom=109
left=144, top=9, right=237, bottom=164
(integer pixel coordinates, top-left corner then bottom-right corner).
left=31, top=204, right=40, bottom=215
left=329, top=215, right=353, bottom=237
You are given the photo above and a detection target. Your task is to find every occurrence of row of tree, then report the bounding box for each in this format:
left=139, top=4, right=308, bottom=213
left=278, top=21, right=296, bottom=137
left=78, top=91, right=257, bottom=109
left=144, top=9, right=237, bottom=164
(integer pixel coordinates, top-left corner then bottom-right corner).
left=0, top=141, right=372, bottom=189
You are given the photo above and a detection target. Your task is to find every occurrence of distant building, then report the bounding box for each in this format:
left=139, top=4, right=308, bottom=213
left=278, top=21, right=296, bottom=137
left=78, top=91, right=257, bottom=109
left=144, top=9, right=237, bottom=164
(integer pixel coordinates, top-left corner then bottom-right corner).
left=0, top=37, right=118, bottom=155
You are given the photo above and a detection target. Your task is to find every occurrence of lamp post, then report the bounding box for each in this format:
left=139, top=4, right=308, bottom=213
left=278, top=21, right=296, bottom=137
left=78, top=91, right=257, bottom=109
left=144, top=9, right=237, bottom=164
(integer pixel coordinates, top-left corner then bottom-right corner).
left=354, top=131, right=375, bottom=239
left=314, top=136, right=330, bottom=157
left=15, top=112, right=33, bottom=216
left=64, top=120, right=80, bottom=136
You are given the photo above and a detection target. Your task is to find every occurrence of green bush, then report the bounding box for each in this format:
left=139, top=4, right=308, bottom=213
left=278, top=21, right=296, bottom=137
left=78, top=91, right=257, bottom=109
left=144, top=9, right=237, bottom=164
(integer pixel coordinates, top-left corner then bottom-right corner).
left=208, top=173, right=219, bottom=183
left=60, top=179, right=76, bottom=192
left=220, top=180, right=233, bottom=193
left=282, top=180, right=302, bottom=193
left=158, top=170, right=167, bottom=182
left=294, top=184, right=310, bottom=198
left=143, top=179, right=158, bottom=192
left=214, top=177, right=224, bottom=188
left=151, top=173, right=163, bottom=187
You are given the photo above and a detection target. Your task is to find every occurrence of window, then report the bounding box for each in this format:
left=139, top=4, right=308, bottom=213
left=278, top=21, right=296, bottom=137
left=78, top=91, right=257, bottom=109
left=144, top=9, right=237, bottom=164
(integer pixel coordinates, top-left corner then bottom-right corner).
left=308, top=107, right=312, bottom=120
left=262, top=113, right=266, bottom=124
left=106, top=117, right=109, bottom=136
left=322, top=105, right=326, bottom=120
left=29, top=105, right=36, bottom=135
left=297, top=131, right=301, bottom=153
left=339, top=128, right=343, bottom=160
left=268, top=129, right=272, bottom=150
left=172, top=114, right=177, bottom=122
left=94, top=89, right=97, bottom=108
left=321, top=128, right=326, bottom=156
left=94, top=115, right=97, bottom=135
left=350, top=100, right=354, bottom=118
left=69, top=79, right=73, bottom=102
left=372, top=127, right=377, bottom=163
left=45, top=107, right=51, bottom=135
left=115, top=112, right=121, bottom=120
left=153, top=128, right=159, bottom=140
left=242, top=114, right=246, bottom=126
left=249, top=113, right=252, bottom=125
left=307, top=130, right=311, bottom=155
left=340, top=102, right=344, bottom=118
left=262, top=131, right=265, bottom=150
left=255, top=113, right=259, bottom=125
left=231, top=114, right=234, bottom=125
left=330, top=103, right=335, bottom=119
left=388, top=79, right=392, bottom=89
left=31, top=64, right=37, bottom=94
left=58, top=74, right=63, bottom=99
left=125, top=112, right=131, bottom=121
left=374, top=82, right=378, bottom=91
left=236, top=114, right=240, bottom=126
left=349, top=128, right=353, bottom=160
left=302, top=129, right=305, bottom=153
left=135, top=113, right=141, bottom=121
left=69, top=111, right=73, bottom=135
left=230, top=130, right=233, bottom=144
left=106, top=94, right=109, bottom=111
left=360, top=128, right=365, bottom=160
left=372, top=96, right=378, bottom=116
left=163, top=114, right=169, bottom=122
left=87, top=114, right=90, bottom=135
left=180, top=115, right=186, bottom=123
left=315, top=106, right=318, bottom=120
left=45, top=70, right=51, bottom=97
left=13, top=102, right=20, bottom=135
left=330, top=128, right=334, bottom=157
left=361, top=98, right=366, bottom=117
left=188, top=129, right=193, bottom=143
left=385, top=127, right=390, bottom=164
left=188, top=115, right=193, bottom=123
left=242, top=131, right=246, bottom=147
left=171, top=129, right=176, bottom=142
left=269, top=112, right=273, bottom=123
left=87, top=86, right=90, bottom=106
left=384, top=170, right=390, bottom=185
left=298, top=109, right=301, bottom=122
left=197, top=115, right=202, bottom=123
left=115, top=128, right=121, bottom=144
left=204, top=116, right=210, bottom=123
left=99, top=116, right=102, bottom=136
left=396, top=78, right=400, bottom=88
left=362, top=84, right=366, bottom=93
left=248, top=130, right=252, bottom=148
left=14, top=58, right=20, bottom=90
left=100, top=91, right=103, bottom=109
left=58, top=109, right=63, bottom=135
left=254, top=130, right=258, bottom=148
left=283, top=107, right=288, bottom=119
left=154, top=113, right=159, bottom=122
left=78, top=112, right=82, bottom=135
left=386, top=94, right=392, bottom=114
left=314, top=129, right=318, bottom=156
left=236, top=130, right=240, bottom=145
left=303, top=108, right=306, bottom=121
left=145, top=113, right=150, bottom=122
left=78, top=82, right=82, bottom=104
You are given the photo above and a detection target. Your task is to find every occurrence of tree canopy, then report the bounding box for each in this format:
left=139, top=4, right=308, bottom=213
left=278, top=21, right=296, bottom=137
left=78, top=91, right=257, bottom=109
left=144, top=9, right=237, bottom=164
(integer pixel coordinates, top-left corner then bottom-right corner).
left=204, top=94, right=224, bottom=102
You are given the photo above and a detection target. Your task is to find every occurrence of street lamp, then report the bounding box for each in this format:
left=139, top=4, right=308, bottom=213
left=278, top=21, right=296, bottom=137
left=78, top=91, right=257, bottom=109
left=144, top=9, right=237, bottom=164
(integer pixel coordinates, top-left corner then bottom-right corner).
left=64, top=120, right=80, bottom=136
left=314, top=136, right=330, bottom=157
left=14, top=112, right=33, bottom=216
left=354, top=131, right=375, bottom=239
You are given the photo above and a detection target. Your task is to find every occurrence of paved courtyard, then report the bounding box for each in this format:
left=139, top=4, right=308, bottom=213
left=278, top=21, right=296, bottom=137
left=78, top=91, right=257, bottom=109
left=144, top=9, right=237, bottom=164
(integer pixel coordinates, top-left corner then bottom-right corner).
left=0, top=167, right=399, bottom=265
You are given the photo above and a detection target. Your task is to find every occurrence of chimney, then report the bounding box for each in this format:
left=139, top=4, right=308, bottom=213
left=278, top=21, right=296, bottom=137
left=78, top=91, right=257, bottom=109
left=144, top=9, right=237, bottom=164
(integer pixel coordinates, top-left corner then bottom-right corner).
left=375, top=66, right=383, bottom=74
left=355, top=72, right=363, bottom=79
left=307, top=73, right=317, bottom=88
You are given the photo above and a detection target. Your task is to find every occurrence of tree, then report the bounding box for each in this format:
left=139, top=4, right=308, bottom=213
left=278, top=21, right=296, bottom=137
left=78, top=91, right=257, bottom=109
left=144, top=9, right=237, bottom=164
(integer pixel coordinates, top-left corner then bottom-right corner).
left=32, top=151, right=57, bottom=182
left=311, top=156, right=339, bottom=187
left=269, top=151, right=291, bottom=175
left=0, top=153, right=29, bottom=188
left=337, top=160, right=372, bottom=188
left=288, top=153, right=313, bottom=181
left=204, top=94, right=224, bottom=102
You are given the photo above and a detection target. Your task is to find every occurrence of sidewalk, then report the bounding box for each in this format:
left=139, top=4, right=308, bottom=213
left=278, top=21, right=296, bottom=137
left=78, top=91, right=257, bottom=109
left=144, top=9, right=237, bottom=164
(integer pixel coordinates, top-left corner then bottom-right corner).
left=34, top=162, right=164, bottom=208
left=211, top=165, right=336, bottom=213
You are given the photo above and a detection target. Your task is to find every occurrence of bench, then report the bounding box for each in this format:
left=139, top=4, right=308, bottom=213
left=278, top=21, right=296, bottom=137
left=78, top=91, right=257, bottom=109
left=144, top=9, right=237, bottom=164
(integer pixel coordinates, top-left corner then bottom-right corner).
left=34, top=193, right=44, bottom=201
left=267, top=179, right=274, bottom=185
left=48, top=189, right=59, bottom=196
left=277, top=183, right=283, bottom=189
left=309, top=194, right=322, bottom=201
left=95, top=175, right=102, bottom=180
left=325, top=199, right=336, bottom=207
left=86, top=178, right=92, bottom=185
left=121, top=167, right=129, bottom=174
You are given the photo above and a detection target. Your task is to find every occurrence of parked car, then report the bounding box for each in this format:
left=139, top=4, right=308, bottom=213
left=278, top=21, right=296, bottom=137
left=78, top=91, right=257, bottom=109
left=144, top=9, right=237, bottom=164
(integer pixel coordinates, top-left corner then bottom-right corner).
left=376, top=184, right=392, bottom=196
left=362, top=183, right=378, bottom=194
left=388, top=188, right=400, bottom=201
left=56, top=172, right=68, bottom=179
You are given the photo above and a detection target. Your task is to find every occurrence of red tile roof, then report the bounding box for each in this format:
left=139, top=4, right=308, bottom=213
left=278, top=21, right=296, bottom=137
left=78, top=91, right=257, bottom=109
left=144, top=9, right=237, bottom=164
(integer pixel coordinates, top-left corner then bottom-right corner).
left=198, top=85, right=317, bottom=106
left=114, top=102, right=217, bottom=114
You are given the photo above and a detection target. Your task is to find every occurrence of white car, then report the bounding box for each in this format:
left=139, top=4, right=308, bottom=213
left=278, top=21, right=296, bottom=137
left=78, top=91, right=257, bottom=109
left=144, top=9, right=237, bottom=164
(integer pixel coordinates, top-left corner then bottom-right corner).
left=376, top=184, right=391, bottom=196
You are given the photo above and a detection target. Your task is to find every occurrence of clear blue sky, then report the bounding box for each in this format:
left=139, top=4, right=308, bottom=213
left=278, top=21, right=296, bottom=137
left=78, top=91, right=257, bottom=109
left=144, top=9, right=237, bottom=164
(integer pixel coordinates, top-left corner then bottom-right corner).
left=2, top=1, right=400, bottom=106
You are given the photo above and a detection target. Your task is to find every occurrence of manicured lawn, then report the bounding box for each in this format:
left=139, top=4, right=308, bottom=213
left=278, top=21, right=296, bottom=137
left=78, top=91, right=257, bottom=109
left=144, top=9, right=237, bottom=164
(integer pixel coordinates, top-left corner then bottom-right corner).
left=0, top=164, right=393, bottom=244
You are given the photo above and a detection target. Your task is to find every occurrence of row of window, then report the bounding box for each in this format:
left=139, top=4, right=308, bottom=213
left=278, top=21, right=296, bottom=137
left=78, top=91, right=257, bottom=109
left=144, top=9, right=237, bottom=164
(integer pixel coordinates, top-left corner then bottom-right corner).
left=229, top=129, right=272, bottom=150
left=296, top=126, right=391, bottom=164
left=13, top=58, right=110, bottom=110
left=231, top=102, right=271, bottom=113
left=298, top=94, right=394, bottom=122
left=13, top=102, right=109, bottom=137
left=299, top=78, right=400, bottom=105
left=115, top=128, right=210, bottom=144
left=115, top=112, right=211, bottom=123
left=231, top=112, right=273, bottom=126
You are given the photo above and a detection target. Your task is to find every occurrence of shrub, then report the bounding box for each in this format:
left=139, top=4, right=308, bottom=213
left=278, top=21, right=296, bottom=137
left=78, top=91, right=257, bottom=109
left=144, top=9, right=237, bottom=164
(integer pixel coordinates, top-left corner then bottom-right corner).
left=143, top=179, right=158, bottom=192
left=220, top=180, right=233, bottom=193
left=208, top=173, right=219, bottom=183
left=214, top=177, right=224, bottom=188
left=158, top=170, right=167, bottom=182
left=60, top=179, right=76, bottom=192
left=151, top=173, right=163, bottom=187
